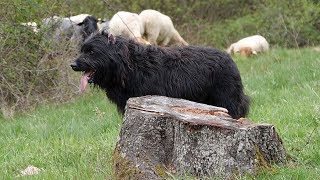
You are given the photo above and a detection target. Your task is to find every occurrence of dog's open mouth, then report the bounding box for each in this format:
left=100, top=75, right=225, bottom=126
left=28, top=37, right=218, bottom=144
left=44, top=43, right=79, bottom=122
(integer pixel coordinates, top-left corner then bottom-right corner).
left=80, top=70, right=95, bottom=93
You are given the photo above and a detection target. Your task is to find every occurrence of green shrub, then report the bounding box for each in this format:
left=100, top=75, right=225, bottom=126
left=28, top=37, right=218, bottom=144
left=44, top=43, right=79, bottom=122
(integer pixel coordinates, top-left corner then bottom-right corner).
left=201, top=15, right=263, bottom=48
left=191, top=0, right=320, bottom=48
left=257, top=0, right=320, bottom=47
left=0, top=1, right=80, bottom=118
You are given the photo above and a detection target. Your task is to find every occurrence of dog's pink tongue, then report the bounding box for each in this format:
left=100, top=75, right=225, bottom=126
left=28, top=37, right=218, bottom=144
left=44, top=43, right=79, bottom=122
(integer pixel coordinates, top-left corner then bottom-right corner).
left=80, top=72, right=91, bottom=93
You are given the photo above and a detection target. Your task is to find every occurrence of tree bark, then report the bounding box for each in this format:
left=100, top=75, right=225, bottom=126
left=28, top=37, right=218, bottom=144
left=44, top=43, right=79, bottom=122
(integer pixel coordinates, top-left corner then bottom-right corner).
left=113, top=95, right=286, bottom=179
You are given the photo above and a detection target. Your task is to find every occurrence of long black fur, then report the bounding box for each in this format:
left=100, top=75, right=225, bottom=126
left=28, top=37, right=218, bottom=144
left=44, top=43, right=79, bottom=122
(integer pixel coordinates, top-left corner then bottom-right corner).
left=71, top=31, right=250, bottom=119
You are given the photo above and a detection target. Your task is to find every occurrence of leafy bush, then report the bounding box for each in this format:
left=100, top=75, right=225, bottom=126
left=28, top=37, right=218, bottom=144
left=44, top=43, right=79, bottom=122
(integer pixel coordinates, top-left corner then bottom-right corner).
left=256, top=0, right=320, bottom=47
left=0, top=1, right=80, bottom=118
left=188, top=0, right=320, bottom=48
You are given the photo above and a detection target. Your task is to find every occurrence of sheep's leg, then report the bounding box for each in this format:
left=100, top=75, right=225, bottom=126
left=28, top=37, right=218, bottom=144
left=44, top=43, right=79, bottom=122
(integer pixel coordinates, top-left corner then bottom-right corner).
left=145, top=32, right=158, bottom=46
left=144, top=23, right=160, bottom=45
left=137, top=37, right=151, bottom=45
left=159, top=37, right=171, bottom=46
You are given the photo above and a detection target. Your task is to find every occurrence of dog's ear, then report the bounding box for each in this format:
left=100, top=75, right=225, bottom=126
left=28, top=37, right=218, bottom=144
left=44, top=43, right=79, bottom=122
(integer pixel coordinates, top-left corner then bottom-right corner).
left=108, top=34, right=116, bottom=44
left=101, top=30, right=116, bottom=44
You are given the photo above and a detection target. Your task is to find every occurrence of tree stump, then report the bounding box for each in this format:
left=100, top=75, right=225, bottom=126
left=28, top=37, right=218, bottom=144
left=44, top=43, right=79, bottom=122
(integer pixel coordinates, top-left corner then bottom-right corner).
left=113, top=95, right=286, bottom=179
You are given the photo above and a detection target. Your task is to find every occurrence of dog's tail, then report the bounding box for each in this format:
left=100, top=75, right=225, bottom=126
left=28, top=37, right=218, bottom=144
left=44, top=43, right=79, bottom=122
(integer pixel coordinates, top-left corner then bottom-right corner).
left=223, top=90, right=250, bottom=119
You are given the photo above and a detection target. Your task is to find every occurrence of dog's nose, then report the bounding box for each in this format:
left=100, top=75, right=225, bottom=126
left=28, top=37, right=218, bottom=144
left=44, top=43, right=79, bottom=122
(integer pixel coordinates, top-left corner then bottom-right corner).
left=70, top=62, right=78, bottom=70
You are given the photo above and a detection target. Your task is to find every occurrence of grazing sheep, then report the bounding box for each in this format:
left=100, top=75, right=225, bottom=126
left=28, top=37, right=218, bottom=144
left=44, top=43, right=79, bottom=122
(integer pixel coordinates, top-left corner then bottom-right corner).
left=108, top=11, right=149, bottom=44
left=226, top=35, right=269, bottom=57
left=41, top=14, right=99, bottom=43
left=139, top=9, right=188, bottom=46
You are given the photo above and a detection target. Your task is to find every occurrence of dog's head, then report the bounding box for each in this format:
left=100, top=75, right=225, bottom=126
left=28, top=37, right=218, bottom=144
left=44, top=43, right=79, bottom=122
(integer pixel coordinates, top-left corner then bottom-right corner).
left=71, top=31, right=118, bottom=93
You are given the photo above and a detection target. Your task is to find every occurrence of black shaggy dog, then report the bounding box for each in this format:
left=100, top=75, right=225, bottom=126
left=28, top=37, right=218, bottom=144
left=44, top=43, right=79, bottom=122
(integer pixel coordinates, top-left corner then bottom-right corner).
left=71, top=31, right=249, bottom=119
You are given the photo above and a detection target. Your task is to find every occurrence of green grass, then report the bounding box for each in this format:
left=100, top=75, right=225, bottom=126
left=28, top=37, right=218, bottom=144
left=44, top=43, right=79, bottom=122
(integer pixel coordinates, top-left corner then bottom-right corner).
left=0, top=91, right=122, bottom=179
left=0, top=48, right=319, bottom=179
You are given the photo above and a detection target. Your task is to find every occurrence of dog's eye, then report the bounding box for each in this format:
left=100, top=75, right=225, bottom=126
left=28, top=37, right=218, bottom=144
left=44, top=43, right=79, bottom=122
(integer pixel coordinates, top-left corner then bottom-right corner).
left=86, top=50, right=94, bottom=55
left=83, top=47, right=94, bottom=55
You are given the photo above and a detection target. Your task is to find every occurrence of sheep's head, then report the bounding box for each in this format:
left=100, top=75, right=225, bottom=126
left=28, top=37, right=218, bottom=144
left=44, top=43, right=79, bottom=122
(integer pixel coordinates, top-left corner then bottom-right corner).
left=226, top=43, right=235, bottom=54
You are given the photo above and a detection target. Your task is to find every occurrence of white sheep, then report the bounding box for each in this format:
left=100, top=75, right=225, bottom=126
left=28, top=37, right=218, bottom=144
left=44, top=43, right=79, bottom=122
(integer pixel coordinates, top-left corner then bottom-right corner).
left=226, top=35, right=269, bottom=57
left=108, top=11, right=149, bottom=44
left=139, top=9, right=188, bottom=46
left=41, top=14, right=98, bottom=43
